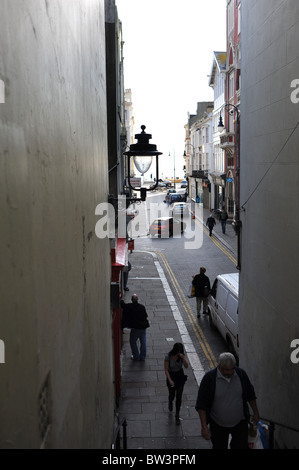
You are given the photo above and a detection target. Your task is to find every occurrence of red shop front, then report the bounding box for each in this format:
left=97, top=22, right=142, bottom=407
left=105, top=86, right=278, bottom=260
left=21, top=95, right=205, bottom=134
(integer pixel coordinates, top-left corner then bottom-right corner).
left=110, top=237, right=133, bottom=401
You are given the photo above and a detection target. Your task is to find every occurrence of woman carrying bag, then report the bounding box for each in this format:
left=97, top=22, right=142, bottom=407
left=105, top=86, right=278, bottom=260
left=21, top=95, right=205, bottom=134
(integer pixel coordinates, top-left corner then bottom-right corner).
left=164, top=343, right=188, bottom=425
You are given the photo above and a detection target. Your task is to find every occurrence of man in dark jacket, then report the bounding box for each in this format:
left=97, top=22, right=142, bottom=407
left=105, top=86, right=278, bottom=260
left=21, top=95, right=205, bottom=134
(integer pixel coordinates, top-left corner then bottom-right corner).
left=195, top=352, right=260, bottom=449
left=192, top=267, right=211, bottom=318
left=206, top=212, right=216, bottom=236
left=120, top=294, right=149, bottom=361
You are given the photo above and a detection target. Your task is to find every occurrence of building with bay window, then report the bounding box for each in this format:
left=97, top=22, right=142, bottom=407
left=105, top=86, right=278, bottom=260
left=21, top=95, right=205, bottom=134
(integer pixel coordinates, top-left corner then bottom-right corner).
left=208, top=51, right=227, bottom=210
left=218, top=0, right=241, bottom=218
left=184, top=102, right=214, bottom=209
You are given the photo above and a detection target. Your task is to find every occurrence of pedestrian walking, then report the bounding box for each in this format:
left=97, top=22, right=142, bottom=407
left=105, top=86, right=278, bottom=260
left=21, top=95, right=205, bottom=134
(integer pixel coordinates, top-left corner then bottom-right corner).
left=164, top=343, right=188, bottom=425
left=120, top=294, right=149, bottom=361
left=219, top=208, right=229, bottom=234
left=195, top=352, right=260, bottom=449
left=192, top=267, right=211, bottom=318
left=206, top=212, right=216, bottom=236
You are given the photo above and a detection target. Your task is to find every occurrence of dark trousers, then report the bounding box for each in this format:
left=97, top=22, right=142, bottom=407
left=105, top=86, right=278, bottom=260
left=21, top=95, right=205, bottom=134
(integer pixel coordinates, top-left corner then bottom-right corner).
left=167, top=383, right=184, bottom=415
left=209, top=418, right=249, bottom=449
left=207, top=225, right=214, bottom=236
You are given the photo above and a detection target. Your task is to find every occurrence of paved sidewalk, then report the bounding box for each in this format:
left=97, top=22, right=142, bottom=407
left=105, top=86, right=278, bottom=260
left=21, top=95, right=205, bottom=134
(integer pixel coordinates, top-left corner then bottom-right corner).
left=199, top=205, right=238, bottom=258
left=117, top=250, right=212, bottom=450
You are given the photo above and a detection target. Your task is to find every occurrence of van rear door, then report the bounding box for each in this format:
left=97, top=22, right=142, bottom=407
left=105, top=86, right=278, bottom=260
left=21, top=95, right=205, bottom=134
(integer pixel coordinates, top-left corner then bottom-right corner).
left=225, top=293, right=239, bottom=352
left=215, top=282, right=228, bottom=339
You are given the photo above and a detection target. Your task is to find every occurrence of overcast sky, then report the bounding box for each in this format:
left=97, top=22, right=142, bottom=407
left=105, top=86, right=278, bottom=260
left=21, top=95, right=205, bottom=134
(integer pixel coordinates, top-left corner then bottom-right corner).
left=116, top=0, right=227, bottom=179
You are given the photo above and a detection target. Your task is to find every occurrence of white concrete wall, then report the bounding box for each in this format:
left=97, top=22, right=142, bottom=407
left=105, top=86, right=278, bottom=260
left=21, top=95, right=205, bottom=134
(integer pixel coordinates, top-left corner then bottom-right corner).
left=0, top=0, right=115, bottom=448
left=240, top=0, right=299, bottom=447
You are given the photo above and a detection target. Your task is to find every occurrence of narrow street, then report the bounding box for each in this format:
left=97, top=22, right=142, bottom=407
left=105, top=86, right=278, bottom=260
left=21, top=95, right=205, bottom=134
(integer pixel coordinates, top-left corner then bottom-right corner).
left=2, top=0, right=298, bottom=450
left=117, top=197, right=241, bottom=448
left=127, top=190, right=238, bottom=371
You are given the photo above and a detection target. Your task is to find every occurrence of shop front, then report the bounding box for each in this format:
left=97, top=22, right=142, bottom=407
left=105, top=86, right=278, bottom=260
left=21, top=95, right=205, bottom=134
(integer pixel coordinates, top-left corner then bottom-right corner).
left=190, top=177, right=203, bottom=203
left=190, top=170, right=210, bottom=206
left=210, top=172, right=226, bottom=210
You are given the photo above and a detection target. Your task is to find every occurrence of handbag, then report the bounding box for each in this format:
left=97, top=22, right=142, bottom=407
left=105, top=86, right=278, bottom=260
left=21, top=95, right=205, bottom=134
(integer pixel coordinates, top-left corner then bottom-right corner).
left=187, top=284, right=195, bottom=298
left=167, top=359, right=187, bottom=387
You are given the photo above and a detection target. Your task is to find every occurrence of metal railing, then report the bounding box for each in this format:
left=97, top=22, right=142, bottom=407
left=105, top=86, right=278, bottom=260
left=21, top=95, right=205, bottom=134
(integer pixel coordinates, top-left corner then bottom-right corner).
left=257, top=417, right=299, bottom=449
left=112, top=418, right=127, bottom=449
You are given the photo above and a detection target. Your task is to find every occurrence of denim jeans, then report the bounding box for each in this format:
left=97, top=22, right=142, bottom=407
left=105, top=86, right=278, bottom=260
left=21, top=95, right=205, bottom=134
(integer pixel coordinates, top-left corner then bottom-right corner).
left=130, top=328, right=146, bottom=360
left=221, top=220, right=227, bottom=233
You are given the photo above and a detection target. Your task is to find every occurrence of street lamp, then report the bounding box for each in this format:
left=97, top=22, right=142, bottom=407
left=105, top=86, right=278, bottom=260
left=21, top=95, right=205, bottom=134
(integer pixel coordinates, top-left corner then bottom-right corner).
left=124, top=125, right=162, bottom=202
left=169, top=150, right=176, bottom=190
left=217, top=114, right=225, bottom=132
left=218, top=103, right=241, bottom=270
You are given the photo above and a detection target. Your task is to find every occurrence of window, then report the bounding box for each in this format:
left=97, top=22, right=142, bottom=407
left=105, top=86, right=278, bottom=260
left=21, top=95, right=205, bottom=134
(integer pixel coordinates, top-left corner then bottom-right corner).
left=228, top=0, right=234, bottom=35
left=229, top=73, right=234, bottom=99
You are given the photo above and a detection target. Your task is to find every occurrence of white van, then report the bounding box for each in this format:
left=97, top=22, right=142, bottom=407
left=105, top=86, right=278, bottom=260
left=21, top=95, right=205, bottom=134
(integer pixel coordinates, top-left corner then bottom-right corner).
left=208, top=273, right=239, bottom=360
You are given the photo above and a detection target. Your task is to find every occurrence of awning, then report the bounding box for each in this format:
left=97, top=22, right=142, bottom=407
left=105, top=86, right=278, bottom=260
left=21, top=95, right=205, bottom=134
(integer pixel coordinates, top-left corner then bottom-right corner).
left=209, top=172, right=226, bottom=186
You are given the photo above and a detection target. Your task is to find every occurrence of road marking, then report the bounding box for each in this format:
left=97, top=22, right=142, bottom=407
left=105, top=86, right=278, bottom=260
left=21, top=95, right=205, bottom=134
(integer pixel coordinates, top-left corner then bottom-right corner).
left=195, top=217, right=237, bottom=265
left=157, top=251, right=217, bottom=369
left=129, top=277, right=160, bottom=280
left=135, top=251, right=206, bottom=385
left=131, top=215, right=236, bottom=379
left=154, top=256, right=206, bottom=384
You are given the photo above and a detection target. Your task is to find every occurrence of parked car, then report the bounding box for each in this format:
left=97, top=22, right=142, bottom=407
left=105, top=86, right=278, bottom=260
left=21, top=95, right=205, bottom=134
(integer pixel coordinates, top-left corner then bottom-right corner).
left=149, top=217, right=186, bottom=237
left=175, top=189, right=187, bottom=201
left=169, top=193, right=184, bottom=204
left=180, top=180, right=188, bottom=188
left=208, top=272, right=239, bottom=361
left=172, top=202, right=189, bottom=218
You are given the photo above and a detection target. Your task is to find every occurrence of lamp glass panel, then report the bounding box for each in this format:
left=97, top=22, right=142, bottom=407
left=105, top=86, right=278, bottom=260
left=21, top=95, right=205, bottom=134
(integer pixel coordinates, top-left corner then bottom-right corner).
left=133, top=155, right=153, bottom=175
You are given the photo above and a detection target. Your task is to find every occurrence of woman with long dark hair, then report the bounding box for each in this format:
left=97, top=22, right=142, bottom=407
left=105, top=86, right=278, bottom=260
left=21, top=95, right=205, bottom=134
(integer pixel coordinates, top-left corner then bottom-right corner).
left=164, top=342, right=188, bottom=425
